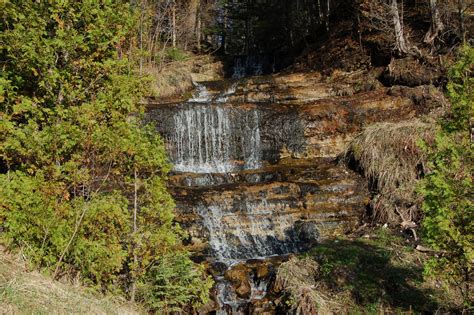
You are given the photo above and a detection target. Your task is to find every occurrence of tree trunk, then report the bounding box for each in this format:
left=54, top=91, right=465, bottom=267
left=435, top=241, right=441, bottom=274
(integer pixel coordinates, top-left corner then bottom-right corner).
left=424, top=0, right=444, bottom=45
left=130, top=168, right=139, bottom=302
left=139, top=0, right=146, bottom=74
left=458, top=0, right=466, bottom=44
left=172, top=1, right=177, bottom=48
left=391, top=0, right=410, bottom=54
left=326, top=0, right=330, bottom=30
left=195, top=0, right=201, bottom=52
left=53, top=204, right=88, bottom=280
left=223, top=6, right=228, bottom=53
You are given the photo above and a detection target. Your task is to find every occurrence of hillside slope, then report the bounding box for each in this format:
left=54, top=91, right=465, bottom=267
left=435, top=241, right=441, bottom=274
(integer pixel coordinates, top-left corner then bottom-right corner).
left=0, top=248, right=142, bottom=315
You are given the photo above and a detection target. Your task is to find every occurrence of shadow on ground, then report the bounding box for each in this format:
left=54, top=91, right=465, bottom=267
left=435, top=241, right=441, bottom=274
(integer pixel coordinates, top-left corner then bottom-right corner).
left=308, top=236, right=438, bottom=312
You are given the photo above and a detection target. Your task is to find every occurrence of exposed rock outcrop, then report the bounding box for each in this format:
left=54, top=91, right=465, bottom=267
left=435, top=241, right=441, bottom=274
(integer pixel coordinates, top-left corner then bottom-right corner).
left=147, top=68, right=431, bottom=313
left=148, top=71, right=423, bottom=166
left=172, top=160, right=368, bottom=261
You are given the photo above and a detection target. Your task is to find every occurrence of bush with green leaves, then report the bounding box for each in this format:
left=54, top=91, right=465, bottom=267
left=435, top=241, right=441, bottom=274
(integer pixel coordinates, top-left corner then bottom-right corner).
left=0, top=0, right=211, bottom=311
left=419, top=45, right=473, bottom=305
left=138, top=252, right=214, bottom=313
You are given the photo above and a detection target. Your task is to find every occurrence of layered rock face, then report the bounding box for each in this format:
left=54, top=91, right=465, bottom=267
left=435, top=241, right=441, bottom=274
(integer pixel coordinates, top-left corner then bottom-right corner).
left=148, top=71, right=419, bottom=170
left=171, top=160, right=368, bottom=263
left=146, top=70, right=422, bottom=313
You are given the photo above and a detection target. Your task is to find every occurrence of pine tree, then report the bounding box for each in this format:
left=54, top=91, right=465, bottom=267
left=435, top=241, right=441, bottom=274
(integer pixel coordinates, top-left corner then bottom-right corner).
left=0, top=0, right=211, bottom=311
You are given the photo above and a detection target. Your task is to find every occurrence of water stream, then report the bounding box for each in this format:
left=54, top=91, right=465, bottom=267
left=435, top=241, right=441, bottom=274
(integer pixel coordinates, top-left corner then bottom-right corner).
left=147, top=68, right=363, bottom=312
left=168, top=82, right=300, bottom=312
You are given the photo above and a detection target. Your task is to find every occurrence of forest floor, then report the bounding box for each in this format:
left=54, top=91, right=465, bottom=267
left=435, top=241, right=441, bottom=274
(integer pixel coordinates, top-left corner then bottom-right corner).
left=0, top=247, right=142, bottom=315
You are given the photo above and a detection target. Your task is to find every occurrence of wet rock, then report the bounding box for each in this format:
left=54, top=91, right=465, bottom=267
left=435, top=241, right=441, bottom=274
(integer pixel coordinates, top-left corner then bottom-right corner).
left=225, top=265, right=252, bottom=299
left=249, top=298, right=276, bottom=315
left=197, top=298, right=219, bottom=315
left=145, top=68, right=425, bottom=312
left=295, top=221, right=320, bottom=243
left=256, top=264, right=270, bottom=279
left=148, top=71, right=420, bottom=167
left=171, top=160, right=368, bottom=262
left=235, top=281, right=252, bottom=299
left=210, top=261, right=228, bottom=275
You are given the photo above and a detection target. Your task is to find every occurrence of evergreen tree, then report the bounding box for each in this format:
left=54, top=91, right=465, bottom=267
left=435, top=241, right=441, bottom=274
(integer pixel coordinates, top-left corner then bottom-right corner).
left=0, top=0, right=211, bottom=311
left=419, top=45, right=473, bottom=305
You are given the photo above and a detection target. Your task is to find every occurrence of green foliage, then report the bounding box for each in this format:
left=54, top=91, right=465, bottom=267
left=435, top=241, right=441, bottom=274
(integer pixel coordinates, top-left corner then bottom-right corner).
left=138, top=252, right=214, bottom=312
left=0, top=0, right=211, bottom=311
left=442, top=45, right=474, bottom=133
left=419, top=45, right=473, bottom=305
left=0, top=172, right=130, bottom=287
left=165, top=47, right=189, bottom=62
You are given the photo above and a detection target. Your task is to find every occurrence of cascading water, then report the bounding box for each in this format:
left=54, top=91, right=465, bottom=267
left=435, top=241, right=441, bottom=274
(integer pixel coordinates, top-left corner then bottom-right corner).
left=197, top=199, right=299, bottom=264
left=216, top=275, right=270, bottom=315
left=168, top=83, right=303, bottom=266
left=169, top=102, right=262, bottom=174
left=147, top=71, right=371, bottom=313
left=155, top=81, right=306, bottom=313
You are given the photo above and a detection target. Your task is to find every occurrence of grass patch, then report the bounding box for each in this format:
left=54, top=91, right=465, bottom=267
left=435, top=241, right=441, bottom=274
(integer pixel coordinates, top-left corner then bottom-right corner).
left=309, top=239, right=429, bottom=310
left=145, top=54, right=223, bottom=99
left=275, top=229, right=462, bottom=313
left=0, top=249, right=142, bottom=314
left=344, top=120, right=435, bottom=225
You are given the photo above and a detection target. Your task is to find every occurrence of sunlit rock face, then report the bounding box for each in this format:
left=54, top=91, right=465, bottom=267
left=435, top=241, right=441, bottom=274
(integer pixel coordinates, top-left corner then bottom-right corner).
left=146, top=71, right=421, bottom=263
left=146, top=69, right=422, bottom=313
left=171, top=160, right=368, bottom=265
left=147, top=71, right=418, bottom=174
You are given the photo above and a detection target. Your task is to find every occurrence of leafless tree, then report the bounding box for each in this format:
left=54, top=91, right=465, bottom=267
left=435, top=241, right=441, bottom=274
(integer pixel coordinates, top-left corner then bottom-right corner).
left=363, top=0, right=421, bottom=56
left=424, top=0, right=444, bottom=45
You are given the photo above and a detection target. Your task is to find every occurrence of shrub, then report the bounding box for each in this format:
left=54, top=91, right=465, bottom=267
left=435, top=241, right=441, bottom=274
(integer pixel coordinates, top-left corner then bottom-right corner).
left=419, top=45, right=473, bottom=305
left=0, top=172, right=130, bottom=288
left=138, top=252, right=213, bottom=312
left=165, top=47, right=189, bottom=62
left=0, top=0, right=212, bottom=311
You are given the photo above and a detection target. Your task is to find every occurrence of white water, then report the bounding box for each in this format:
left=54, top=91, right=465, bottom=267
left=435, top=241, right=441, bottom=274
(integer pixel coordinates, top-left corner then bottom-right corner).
left=216, top=82, right=238, bottom=103
left=216, top=276, right=270, bottom=315
left=197, top=199, right=299, bottom=265
left=188, top=82, right=212, bottom=103
left=166, top=81, right=296, bottom=313
left=169, top=103, right=262, bottom=174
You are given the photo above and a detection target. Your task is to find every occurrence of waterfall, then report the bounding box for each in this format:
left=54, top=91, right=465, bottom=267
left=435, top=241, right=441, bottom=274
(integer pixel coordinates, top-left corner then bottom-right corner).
left=197, top=199, right=300, bottom=265
left=189, top=81, right=212, bottom=103
left=146, top=69, right=369, bottom=313
left=169, top=104, right=262, bottom=174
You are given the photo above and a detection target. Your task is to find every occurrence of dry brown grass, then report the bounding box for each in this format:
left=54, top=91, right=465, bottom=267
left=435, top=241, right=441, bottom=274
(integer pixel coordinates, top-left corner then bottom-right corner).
left=146, top=55, right=223, bottom=99
left=275, top=257, right=344, bottom=314
left=343, top=119, right=435, bottom=225
left=0, top=248, right=142, bottom=315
